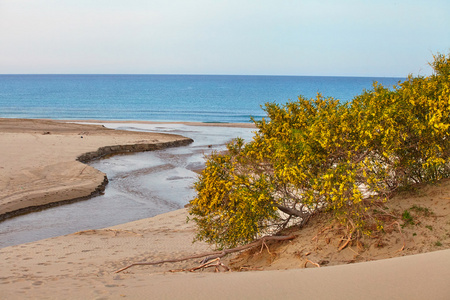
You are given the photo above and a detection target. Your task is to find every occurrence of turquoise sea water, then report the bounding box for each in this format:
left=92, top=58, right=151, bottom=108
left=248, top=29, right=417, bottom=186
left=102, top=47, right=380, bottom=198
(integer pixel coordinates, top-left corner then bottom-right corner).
left=0, top=74, right=405, bottom=247
left=0, top=75, right=403, bottom=122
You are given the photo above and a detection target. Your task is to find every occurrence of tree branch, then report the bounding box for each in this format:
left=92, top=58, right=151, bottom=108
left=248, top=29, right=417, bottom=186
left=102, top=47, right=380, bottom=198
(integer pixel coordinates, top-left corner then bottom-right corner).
left=275, top=203, right=310, bottom=219
left=114, top=235, right=295, bottom=273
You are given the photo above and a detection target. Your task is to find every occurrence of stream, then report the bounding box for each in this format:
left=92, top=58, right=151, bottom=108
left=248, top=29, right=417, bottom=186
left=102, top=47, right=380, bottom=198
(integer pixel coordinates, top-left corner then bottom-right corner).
left=0, top=123, right=254, bottom=248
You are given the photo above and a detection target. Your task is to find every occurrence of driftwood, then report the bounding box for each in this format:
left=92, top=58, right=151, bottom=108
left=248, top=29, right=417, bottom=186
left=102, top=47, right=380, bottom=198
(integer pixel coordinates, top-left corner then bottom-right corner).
left=114, top=235, right=295, bottom=273
left=338, top=229, right=354, bottom=251
left=169, top=258, right=230, bottom=273
left=304, top=258, right=321, bottom=268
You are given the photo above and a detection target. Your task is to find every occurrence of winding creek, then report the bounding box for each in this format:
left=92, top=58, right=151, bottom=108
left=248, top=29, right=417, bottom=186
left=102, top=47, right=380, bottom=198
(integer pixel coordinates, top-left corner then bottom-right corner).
left=0, top=123, right=254, bottom=248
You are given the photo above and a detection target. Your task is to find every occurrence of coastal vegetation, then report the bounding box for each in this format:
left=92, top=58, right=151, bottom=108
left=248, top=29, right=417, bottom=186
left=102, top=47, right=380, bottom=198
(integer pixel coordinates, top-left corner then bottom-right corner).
left=189, top=53, right=450, bottom=249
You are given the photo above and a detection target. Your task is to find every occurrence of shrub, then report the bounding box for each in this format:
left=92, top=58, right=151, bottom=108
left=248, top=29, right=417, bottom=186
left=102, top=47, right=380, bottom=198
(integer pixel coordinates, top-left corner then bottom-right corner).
left=189, top=53, right=450, bottom=249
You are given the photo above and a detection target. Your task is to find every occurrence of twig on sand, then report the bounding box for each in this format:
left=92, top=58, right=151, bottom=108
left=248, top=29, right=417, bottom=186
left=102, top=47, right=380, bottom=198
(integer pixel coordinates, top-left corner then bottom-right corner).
left=114, top=235, right=295, bottom=273
left=79, top=165, right=88, bottom=175
left=169, top=258, right=230, bottom=273
left=312, top=225, right=333, bottom=241
left=388, top=221, right=406, bottom=252
left=259, top=239, right=273, bottom=255
left=304, top=258, right=321, bottom=268
left=338, top=229, right=354, bottom=251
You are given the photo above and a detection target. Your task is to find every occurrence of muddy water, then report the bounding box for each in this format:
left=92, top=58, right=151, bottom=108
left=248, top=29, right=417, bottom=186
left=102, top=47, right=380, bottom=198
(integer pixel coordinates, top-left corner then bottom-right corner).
left=0, top=124, right=254, bottom=248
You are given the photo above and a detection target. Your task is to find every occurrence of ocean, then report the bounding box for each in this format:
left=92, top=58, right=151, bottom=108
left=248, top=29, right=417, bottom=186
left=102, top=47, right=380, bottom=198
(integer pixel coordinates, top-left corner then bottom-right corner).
left=0, top=75, right=403, bottom=122
left=0, top=74, right=404, bottom=247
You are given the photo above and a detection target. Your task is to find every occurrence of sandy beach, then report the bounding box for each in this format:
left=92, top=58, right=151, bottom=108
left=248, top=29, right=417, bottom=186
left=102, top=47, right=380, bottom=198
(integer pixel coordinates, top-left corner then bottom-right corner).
left=1, top=118, right=449, bottom=299
left=1, top=207, right=448, bottom=299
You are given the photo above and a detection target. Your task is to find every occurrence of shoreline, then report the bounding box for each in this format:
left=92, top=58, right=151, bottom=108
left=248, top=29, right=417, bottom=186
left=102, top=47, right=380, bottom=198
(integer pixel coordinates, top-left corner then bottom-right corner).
left=69, top=118, right=257, bottom=128
left=1, top=117, right=257, bottom=128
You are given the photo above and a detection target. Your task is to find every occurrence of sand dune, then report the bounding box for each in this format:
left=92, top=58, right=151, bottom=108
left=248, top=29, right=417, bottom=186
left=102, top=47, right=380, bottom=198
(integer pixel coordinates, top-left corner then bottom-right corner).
left=1, top=207, right=449, bottom=299
left=0, top=118, right=449, bottom=299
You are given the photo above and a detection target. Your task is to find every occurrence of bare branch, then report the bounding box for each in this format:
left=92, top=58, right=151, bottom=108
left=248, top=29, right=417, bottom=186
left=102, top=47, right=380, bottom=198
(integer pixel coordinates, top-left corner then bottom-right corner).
left=114, top=235, right=295, bottom=273
left=275, top=203, right=310, bottom=219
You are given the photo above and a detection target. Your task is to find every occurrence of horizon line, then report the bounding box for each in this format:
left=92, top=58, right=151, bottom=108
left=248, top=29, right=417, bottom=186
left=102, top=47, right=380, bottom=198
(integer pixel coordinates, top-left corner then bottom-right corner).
left=0, top=73, right=406, bottom=79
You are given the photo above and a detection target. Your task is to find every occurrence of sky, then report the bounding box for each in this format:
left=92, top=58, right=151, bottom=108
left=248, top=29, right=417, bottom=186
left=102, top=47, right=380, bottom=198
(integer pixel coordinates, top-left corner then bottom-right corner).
left=0, top=0, right=449, bottom=76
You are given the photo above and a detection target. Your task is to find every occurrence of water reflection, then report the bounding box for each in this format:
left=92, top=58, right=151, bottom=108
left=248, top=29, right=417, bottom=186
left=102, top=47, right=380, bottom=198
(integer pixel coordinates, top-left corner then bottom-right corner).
left=0, top=124, right=254, bottom=248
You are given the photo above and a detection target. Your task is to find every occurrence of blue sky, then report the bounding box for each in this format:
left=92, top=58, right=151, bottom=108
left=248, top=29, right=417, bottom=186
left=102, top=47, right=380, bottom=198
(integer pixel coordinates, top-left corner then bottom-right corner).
left=1, top=0, right=449, bottom=76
